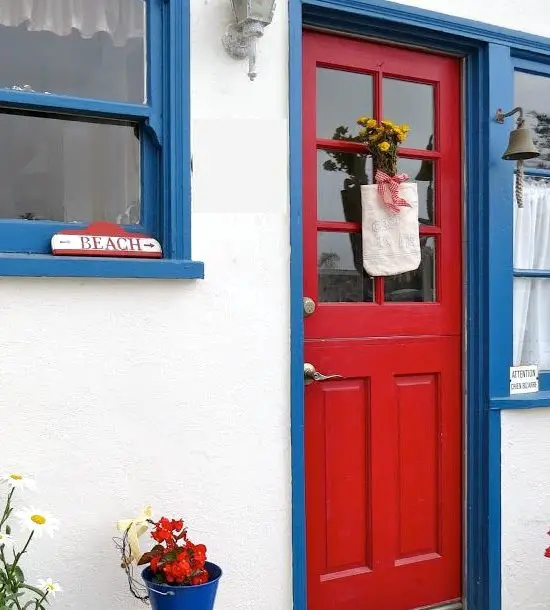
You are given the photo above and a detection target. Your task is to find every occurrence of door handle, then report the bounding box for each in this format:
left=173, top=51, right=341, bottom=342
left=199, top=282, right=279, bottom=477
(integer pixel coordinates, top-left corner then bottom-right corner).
left=304, top=362, right=343, bottom=385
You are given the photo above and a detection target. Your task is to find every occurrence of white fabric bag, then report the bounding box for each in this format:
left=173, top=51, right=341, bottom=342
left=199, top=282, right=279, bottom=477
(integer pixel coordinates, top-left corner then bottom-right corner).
left=361, top=182, right=421, bottom=276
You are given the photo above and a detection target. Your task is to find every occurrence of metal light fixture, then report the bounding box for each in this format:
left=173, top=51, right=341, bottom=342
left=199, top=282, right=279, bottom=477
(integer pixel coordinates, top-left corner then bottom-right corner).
left=495, top=106, right=540, bottom=208
left=222, top=0, right=276, bottom=81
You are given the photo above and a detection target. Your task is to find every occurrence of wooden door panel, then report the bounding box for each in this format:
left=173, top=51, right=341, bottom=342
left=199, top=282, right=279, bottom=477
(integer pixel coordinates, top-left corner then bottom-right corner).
left=303, top=30, right=462, bottom=610
left=305, top=338, right=462, bottom=610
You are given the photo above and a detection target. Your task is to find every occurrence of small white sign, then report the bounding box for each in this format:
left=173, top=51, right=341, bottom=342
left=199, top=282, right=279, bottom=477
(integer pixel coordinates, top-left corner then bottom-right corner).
left=510, top=364, right=539, bottom=395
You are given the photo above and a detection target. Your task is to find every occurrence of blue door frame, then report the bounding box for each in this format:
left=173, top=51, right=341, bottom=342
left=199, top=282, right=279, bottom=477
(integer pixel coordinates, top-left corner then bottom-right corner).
left=289, top=2, right=550, bottom=610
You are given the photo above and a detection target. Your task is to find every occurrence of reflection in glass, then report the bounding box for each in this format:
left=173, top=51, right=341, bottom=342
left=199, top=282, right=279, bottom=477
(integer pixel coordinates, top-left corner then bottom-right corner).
left=383, top=79, right=434, bottom=150
left=515, top=71, right=550, bottom=169
left=318, top=150, right=369, bottom=221
left=398, top=158, right=435, bottom=224
left=384, top=237, right=436, bottom=302
left=0, top=113, right=140, bottom=224
left=0, top=1, right=145, bottom=103
left=317, top=69, right=373, bottom=139
left=318, top=232, right=374, bottom=302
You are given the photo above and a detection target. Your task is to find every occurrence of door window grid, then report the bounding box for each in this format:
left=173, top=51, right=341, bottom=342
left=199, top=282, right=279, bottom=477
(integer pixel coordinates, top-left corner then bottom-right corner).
left=315, top=69, right=440, bottom=304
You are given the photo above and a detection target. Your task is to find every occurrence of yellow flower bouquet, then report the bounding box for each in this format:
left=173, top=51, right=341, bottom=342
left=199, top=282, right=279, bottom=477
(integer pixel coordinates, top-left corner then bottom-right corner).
left=356, top=118, right=410, bottom=176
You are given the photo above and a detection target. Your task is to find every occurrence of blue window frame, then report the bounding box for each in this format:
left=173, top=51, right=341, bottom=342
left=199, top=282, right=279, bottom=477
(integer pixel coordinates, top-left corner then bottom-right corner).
left=0, top=0, right=203, bottom=279
left=511, top=57, right=550, bottom=391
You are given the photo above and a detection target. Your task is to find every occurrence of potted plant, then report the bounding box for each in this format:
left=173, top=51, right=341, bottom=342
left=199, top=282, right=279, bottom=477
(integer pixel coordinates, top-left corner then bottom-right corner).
left=0, top=472, right=62, bottom=610
left=116, top=510, right=222, bottom=610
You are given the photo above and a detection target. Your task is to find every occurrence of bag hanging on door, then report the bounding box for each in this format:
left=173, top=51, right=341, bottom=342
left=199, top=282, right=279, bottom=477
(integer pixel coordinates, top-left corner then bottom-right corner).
left=361, top=171, right=421, bottom=277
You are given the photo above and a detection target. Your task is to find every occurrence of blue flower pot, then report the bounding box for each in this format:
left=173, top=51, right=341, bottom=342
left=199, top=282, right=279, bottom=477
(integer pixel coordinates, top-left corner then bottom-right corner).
left=142, top=562, right=222, bottom=610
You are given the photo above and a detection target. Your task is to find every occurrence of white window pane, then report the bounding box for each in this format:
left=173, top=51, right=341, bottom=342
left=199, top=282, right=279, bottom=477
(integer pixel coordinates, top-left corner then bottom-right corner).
left=0, top=0, right=145, bottom=103
left=0, top=112, right=140, bottom=224
left=514, top=278, right=550, bottom=370
left=513, top=177, right=550, bottom=270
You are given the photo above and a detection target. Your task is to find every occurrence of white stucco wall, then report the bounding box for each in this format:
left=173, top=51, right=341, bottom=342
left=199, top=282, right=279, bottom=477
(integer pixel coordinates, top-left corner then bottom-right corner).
left=3, top=1, right=550, bottom=610
left=2, top=0, right=291, bottom=609
left=501, top=409, right=550, bottom=610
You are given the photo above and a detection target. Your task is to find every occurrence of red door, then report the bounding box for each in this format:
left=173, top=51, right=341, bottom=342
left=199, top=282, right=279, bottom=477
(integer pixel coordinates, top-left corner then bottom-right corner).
left=303, top=32, right=462, bottom=610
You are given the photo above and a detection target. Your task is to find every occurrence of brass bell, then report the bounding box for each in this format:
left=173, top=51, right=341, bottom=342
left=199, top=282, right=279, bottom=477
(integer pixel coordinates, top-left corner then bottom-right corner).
left=502, top=124, right=540, bottom=161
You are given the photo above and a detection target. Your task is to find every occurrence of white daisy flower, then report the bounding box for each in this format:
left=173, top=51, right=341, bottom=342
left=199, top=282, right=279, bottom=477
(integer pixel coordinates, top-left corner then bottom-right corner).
left=16, top=508, right=59, bottom=538
left=0, top=531, right=14, bottom=550
left=0, top=473, right=36, bottom=491
left=37, top=578, right=63, bottom=597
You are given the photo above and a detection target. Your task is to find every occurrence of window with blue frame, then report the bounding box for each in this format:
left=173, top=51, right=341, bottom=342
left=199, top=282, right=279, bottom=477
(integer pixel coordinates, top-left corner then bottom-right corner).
left=0, top=1, right=202, bottom=279
left=513, top=67, right=550, bottom=383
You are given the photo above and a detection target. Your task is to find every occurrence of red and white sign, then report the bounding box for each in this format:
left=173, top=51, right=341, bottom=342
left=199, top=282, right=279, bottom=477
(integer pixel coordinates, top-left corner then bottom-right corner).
left=51, top=222, right=162, bottom=259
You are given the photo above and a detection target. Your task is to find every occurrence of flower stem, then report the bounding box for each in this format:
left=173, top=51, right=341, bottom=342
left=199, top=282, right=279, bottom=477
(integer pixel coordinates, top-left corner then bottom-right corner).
left=9, top=532, right=34, bottom=577
left=0, top=488, right=15, bottom=529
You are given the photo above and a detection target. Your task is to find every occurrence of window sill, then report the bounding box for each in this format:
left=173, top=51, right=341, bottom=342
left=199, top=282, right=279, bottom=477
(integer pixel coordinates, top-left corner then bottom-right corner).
left=0, top=253, right=205, bottom=279
left=490, top=391, right=550, bottom=410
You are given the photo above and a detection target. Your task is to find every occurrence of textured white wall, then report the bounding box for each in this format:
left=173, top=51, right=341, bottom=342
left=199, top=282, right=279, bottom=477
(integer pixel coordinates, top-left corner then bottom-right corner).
left=501, top=409, right=550, bottom=610
left=388, top=0, right=550, bottom=38
left=1, top=0, right=291, bottom=609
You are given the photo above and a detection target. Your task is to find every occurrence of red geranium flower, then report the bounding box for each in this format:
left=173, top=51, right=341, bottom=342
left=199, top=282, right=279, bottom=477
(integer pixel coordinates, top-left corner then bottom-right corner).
left=138, top=516, right=210, bottom=587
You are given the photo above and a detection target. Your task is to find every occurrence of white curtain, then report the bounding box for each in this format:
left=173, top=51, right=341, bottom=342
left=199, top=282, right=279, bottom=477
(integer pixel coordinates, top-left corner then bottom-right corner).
left=513, top=177, right=550, bottom=369
left=0, top=0, right=144, bottom=46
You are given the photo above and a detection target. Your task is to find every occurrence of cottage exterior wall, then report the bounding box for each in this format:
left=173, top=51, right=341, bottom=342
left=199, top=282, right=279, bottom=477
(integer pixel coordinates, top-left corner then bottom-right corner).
left=3, top=1, right=550, bottom=609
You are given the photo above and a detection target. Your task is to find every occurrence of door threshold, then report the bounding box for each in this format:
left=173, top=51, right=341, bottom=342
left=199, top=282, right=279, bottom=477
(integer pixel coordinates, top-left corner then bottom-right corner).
left=413, top=601, right=462, bottom=610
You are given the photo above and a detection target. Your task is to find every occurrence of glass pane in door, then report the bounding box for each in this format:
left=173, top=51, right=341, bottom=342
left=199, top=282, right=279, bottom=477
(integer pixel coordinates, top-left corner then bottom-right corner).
left=318, top=231, right=374, bottom=302
left=317, top=69, right=373, bottom=139
left=383, top=78, right=434, bottom=150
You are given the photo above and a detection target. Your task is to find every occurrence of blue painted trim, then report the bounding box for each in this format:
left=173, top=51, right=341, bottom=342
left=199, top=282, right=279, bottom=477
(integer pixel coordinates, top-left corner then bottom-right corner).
left=164, top=0, right=192, bottom=261
left=513, top=56, right=550, bottom=75
left=514, top=268, right=550, bottom=277
left=487, top=44, right=515, bottom=401
left=289, top=0, right=306, bottom=609
left=0, top=254, right=204, bottom=279
left=520, top=167, right=550, bottom=179
left=0, top=89, right=151, bottom=121
left=303, top=0, right=550, bottom=55
left=491, top=392, right=550, bottom=410
left=464, top=43, right=491, bottom=610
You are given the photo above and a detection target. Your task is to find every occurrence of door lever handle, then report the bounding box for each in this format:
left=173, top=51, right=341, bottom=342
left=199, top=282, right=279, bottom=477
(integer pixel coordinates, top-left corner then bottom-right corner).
left=304, top=362, right=343, bottom=385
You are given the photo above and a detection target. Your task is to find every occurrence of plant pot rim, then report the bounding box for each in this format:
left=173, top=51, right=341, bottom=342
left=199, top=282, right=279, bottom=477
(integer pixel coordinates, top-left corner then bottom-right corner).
left=142, top=562, right=222, bottom=590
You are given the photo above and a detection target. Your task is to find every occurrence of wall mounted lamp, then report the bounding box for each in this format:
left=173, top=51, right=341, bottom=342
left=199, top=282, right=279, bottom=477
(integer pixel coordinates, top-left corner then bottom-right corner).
left=222, top=0, right=276, bottom=81
left=495, top=106, right=540, bottom=207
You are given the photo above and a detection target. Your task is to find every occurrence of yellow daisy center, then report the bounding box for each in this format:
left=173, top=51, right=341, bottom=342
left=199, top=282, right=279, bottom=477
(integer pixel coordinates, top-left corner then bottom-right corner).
left=31, top=514, right=46, bottom=525
left=9, top=474, right=23, bottom=480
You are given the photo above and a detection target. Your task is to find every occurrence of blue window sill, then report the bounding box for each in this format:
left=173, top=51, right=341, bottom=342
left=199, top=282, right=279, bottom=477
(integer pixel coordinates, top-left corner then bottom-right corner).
left=490, top=391, right=550, bottom=410
left=0, top=254, right=204, bottom=279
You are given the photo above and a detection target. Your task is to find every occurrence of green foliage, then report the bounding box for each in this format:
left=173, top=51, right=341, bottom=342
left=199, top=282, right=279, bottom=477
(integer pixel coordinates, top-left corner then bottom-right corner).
left=0, top=489, right=53, bottom=610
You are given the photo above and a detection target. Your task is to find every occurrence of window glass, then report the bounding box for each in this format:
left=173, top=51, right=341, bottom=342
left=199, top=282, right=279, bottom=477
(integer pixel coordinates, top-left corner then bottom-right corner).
left=0, top=1, right=145, bottom=103
left=0, top=112, right=140, bottom=224
left=317, top=69, right=373, bottom=139
left=383, top=79, right=434, bottom=150
left=515, top=72, right=550, bottom=169
left=513, top=278, right=550, bottom=370
left=513, top=178, right=550, bottom=370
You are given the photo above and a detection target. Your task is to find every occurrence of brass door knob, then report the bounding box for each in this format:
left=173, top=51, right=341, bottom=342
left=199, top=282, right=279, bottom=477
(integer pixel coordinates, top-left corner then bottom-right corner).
left=304, top=362, right=343, bottom=385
